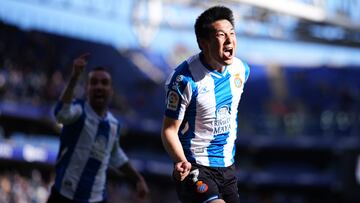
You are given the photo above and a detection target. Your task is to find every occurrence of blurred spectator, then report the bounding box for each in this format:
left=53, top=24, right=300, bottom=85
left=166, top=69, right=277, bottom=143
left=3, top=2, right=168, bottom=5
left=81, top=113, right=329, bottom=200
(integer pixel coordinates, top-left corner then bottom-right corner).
left=0, top=22, right=63, bottom=107
left=0, top=22, right=129, bottom=114
left=0, top=168, right=181, bottom=203
left=0, top=170, right=50, bottom=203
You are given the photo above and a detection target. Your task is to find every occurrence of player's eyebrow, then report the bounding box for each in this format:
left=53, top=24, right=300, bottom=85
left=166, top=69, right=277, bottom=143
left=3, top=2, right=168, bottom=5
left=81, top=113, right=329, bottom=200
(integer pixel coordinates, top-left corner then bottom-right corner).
left=214, top=27, right=235, bottom=33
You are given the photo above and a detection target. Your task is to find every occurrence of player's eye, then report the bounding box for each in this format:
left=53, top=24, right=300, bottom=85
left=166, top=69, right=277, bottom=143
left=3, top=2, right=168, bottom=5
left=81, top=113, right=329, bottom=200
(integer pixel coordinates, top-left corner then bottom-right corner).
left=101, top=79, right=110, bottom=86
left=216, top=32, right=225, bottom=38
left=90, top=79, right=97, bottom=85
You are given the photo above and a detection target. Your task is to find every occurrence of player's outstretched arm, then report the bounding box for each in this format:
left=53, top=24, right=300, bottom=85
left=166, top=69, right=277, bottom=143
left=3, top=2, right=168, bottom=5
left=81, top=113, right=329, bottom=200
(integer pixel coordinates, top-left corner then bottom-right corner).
left=117, top=162, right=149, bottom=200
left=59, top=53, right=90, bottom=103
left=161, top=116, right=192, bottom=181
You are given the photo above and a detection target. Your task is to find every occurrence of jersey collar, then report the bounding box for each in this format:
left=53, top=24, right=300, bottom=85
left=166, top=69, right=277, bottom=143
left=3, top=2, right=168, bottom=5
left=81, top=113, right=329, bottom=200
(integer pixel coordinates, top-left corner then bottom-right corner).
left=199, top=52, right=229, bottom=78
left=85, top=101, right=110, bottom=120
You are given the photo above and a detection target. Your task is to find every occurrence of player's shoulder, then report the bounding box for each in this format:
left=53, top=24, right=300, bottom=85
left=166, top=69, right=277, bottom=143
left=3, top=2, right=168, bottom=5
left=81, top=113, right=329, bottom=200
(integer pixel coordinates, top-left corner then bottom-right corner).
left=55, top=98, right=84, bottom=111
left=74, top=99, right=86, bottom=106
left=107, top=112, right=120, bottom=124
left=232, top=57, right=249, bottom=70
left=167, top=55, right=198, bottom=85
left=173, top=54, right=198, bottom=75
left=231, top=57, right=250, bottom=81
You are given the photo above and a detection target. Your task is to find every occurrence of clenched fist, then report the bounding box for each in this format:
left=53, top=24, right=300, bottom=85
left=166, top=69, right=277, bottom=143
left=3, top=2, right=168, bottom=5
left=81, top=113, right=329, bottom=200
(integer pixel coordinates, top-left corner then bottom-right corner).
left=72, top=53, right=90, bottom=77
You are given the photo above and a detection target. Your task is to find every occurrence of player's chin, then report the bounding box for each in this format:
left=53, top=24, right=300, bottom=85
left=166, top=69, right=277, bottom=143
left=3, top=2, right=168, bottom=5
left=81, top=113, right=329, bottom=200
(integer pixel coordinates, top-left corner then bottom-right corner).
left=221, top=56, right=234, bottom=64
left=222, top=58, right=233, bottom=65
left=93, top=98, right=108, bottom=107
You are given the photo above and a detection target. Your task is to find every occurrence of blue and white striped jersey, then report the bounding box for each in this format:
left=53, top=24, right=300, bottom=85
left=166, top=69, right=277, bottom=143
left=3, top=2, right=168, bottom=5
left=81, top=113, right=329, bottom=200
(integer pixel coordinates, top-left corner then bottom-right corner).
left=53, top=100, right=128, bottom=202
left=164, top=53, right=250, bottom=167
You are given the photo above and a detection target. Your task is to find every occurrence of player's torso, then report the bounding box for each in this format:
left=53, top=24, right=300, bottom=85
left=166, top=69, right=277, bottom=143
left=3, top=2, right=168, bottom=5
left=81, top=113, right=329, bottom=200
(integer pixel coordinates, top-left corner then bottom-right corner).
left=57, top=102, right=119, bottom=201
left=189, top=66, right=244, bottom=136
left=180, top=55, right=246, bottom=166
left=182, top=56, right=245, bottom=135
left=75, top=108, right=118, bottom=162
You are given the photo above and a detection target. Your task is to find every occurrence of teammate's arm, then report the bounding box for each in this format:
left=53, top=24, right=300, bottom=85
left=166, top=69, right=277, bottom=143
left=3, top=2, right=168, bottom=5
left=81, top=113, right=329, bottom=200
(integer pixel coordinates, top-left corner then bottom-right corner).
left=117, top=162, right=149, bottom=199
left=110, top=131, right=149, bottom=200
left=60, top=53, right=90, bottom=103
left=161, top=116, right=191, bottom=181
left=55, top=53, right=90, bottom=123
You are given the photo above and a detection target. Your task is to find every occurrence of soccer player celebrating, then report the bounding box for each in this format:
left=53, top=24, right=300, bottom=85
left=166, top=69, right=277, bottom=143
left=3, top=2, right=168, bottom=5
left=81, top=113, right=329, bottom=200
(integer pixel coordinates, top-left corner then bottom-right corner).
left=47, top=54, right=149, bottom=203
left=161, top=6, right=250, bottom=203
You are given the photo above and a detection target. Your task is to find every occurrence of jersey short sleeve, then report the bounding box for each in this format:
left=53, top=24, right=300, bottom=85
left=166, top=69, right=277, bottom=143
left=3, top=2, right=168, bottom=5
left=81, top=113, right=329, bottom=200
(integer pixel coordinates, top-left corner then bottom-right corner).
left=109, top=139, right=129, bottom=168
left=54, top=100, right=83, bottom=125
left=243, top=62, right=250, bottom=82
left=164, top=61, right=195, bottom=120
left=109, top=124, right=129, bottom=168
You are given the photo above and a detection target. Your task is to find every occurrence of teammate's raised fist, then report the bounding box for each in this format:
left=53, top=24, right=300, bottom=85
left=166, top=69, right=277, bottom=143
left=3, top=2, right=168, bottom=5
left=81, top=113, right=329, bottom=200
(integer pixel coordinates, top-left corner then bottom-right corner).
left=72, top=53, right=90, bottom=76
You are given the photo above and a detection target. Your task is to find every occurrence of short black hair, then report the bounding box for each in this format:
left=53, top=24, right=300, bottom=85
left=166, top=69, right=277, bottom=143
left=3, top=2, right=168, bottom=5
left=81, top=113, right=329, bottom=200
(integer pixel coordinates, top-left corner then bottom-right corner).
left=194, top=6, right=235, bottom=50
left=90, top=66, right=109, bottom=73
left=88, top=66, right=112, bottom=83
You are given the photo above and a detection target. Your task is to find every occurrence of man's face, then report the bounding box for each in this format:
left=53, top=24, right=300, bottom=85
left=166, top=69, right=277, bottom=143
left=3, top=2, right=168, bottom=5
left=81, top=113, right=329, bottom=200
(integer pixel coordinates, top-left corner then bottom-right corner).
left=87, top=70, right=113, bottom=110
left=201, top=19, right=236, bottom=67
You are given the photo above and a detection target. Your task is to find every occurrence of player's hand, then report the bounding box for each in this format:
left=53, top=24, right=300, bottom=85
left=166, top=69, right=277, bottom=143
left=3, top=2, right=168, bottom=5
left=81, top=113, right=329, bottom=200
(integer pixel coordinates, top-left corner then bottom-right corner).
left=72, top=53, right=90, bottom=77
left=136, top=177, right=149, bottom=202
left=173, top=161, right=192, bottom=181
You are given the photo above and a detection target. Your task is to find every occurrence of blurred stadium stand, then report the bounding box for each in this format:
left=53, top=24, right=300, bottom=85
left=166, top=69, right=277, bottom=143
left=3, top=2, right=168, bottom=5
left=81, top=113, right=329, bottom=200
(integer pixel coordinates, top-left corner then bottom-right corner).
left=1, top=0, right=360, bottom=202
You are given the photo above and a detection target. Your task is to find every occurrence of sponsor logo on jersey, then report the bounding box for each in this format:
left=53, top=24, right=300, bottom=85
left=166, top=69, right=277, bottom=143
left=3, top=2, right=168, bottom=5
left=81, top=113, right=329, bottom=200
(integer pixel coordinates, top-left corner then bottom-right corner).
left=91, top=136, right=107, bottom=160
left=176, top=75, right=184, bottom=82
left=213, top=105, right=231, bottom=135
left=172, top=83, right=179, bottom=90
left=199, top=86, right=210, bottom=94
left=167, top=90, right=179, bottom=111
left=234, top=73, right=242, bottom=88
left=194, top=148, right=205, bottom=153
left=63, top=180, right=73, bottom=189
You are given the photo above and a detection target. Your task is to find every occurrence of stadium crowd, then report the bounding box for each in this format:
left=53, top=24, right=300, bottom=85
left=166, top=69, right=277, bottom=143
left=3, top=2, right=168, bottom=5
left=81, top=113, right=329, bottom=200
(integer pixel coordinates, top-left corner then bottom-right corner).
left=1, top=21, right=360, bottom=138
left=0, top=169, right=49, bottom=203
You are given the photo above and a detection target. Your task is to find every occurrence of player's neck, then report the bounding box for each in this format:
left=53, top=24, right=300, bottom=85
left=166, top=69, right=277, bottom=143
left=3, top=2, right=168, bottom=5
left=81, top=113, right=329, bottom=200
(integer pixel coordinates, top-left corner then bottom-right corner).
left=94, top=109, right=107, bottom=118
left=199, top=52, right=225, bottom=73
left=90, top=104, right=107, bottom=118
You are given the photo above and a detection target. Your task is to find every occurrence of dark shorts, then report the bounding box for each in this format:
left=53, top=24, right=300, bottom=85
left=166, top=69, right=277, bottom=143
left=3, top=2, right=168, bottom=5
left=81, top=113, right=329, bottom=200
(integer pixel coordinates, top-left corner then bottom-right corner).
left=174, top=163, right=240, bottom=203
left=47, top=187, right=107, bottom=203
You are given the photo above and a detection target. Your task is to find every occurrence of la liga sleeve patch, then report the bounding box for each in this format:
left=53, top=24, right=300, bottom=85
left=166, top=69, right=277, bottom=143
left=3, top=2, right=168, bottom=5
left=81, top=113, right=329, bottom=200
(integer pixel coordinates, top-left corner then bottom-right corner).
left=166, top=90, right=179, bottom=111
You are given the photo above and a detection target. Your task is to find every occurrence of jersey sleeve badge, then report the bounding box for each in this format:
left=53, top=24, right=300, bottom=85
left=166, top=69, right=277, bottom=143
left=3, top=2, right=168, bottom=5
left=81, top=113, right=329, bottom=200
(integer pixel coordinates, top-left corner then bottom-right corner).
left=166, top=90, right=179, bottom=111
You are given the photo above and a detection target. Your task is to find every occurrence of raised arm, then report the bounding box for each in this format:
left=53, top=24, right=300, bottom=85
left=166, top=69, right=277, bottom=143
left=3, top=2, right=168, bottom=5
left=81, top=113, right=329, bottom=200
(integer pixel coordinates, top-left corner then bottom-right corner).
left=60, top=53, right=90, bottom=103
left=161, top=116, right=191, bottom=181
left=55, top=53, right=90, bottom=124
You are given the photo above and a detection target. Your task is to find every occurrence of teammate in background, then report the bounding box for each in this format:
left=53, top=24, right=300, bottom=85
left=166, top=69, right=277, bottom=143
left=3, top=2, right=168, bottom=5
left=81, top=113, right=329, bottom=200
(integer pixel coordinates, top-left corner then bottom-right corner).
left=47, top=54, right=149, bottom=203
left=161, top=6, right=250, bottom=203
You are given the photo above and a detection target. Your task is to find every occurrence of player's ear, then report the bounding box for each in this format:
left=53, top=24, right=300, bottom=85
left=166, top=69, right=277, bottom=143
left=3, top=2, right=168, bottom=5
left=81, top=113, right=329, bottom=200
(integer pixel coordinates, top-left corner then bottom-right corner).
left=109, top=86, right=114, bottom=97
left=198, top=38, right=208, bottom=51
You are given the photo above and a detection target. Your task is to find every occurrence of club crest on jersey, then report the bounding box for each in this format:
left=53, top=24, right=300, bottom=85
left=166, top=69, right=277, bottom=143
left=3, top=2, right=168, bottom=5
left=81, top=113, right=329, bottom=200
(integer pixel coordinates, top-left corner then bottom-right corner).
left=234, top=74, right=242, bottom=88
left=167, top=90, right=179, bottom=111
left=196, top=181, right=208, bottom=193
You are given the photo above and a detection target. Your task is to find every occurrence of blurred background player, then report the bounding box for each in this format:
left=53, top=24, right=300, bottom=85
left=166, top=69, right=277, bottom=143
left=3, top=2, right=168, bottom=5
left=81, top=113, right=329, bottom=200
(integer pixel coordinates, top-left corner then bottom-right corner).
left=47, top=54, right=149, bottom=203
left=161, top=6, right=250, bottom=203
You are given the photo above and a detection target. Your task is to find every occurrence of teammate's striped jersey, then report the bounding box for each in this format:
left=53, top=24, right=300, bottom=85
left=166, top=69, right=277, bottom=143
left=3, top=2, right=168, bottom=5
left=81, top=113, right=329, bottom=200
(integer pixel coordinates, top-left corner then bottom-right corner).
left=164, top=53, right=250, bottom=167
left=53, top=100, right=128, bottom=202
